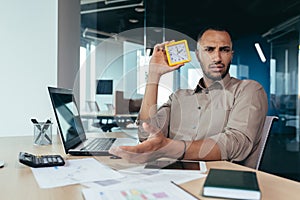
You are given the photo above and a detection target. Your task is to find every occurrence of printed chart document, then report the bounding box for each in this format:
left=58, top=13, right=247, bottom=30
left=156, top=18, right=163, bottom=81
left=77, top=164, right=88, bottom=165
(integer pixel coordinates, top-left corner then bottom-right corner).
left=31, top=158, right=124, bottom=188
left=82, top=163, right=207, bottom=190
left=82, top=181, right=199, bottom=200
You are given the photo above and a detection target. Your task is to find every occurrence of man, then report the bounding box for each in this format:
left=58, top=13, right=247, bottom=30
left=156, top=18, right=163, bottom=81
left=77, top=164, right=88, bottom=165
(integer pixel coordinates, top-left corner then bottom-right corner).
left=109, top=27, right=268, bottom=167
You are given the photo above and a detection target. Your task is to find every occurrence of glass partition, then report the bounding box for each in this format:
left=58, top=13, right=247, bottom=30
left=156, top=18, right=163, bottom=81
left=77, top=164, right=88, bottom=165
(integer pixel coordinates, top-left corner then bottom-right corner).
left=79, top=0, right=300, bottom=181
left=269, top=30, right=299, bottom=151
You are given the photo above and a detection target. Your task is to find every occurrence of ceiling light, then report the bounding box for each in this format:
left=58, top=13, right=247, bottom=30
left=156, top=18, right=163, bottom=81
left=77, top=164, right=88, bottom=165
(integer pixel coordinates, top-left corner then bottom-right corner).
left=129, top=19, right=139, bottom=23
left=135, top=6, right=145, bottom=12
left=153, top=28, right=162, bottom=33
left=254, top=43, right=266, bottom=63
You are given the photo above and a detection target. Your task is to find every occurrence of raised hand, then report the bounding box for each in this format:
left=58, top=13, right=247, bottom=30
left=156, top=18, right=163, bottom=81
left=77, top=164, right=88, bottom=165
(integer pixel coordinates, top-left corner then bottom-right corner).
left=108, top=123, right=171, bottom=163
left=148, top=41, right=184, bottom=79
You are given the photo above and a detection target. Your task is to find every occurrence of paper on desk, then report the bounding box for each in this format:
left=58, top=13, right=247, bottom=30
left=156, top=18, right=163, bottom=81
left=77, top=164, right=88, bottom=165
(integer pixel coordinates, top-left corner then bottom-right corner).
left=82, top=165, right=206, bottom=190
left=120, top=165, right=207, bottom=184
left=82, top=181, right=198, bottom=200
left=31, top=158, right=124, bottom=188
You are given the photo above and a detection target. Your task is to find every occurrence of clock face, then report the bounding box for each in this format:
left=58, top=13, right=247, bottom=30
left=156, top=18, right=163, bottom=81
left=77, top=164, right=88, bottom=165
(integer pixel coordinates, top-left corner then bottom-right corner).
left=165, top=40, right=191, bottom=66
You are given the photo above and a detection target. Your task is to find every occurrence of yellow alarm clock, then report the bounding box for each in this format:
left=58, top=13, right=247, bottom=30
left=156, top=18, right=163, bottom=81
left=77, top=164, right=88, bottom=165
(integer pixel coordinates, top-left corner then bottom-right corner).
left=165, top=40, right=191, bottom=67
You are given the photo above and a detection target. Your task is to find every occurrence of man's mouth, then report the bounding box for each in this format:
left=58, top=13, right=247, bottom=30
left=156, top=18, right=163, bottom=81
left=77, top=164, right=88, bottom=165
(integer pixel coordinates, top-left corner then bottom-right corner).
left=210, top=65, right=224, bottom=72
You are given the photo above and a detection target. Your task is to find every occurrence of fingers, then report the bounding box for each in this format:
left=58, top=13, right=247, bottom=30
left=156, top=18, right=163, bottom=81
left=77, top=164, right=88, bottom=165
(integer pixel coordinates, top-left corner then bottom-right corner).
left=172, top=63, right=185, bottom=70
left=108, top=146, right=152, bottom=164
left=150, top=40, right=186, bottom=73
left=108, top=123, right=167, bottom=163
left=109, top=146, right=134, bottom=162
left=153, top=43, right=164, bottom=52
left=109, top=146, right=131, bottom=160
left=109, top=143, right=146, bottom=156
left=153, top=40, right=175, bottom=52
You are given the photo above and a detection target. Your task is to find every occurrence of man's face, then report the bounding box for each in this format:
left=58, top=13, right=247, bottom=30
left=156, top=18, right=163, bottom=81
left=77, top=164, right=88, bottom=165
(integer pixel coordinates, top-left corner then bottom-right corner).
left=196, top=30, right=233, bottom=85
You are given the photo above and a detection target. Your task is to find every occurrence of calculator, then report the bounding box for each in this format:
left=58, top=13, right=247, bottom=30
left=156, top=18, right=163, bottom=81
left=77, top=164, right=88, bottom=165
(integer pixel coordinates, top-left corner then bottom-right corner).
left=19, top=152, right=65, bottom=168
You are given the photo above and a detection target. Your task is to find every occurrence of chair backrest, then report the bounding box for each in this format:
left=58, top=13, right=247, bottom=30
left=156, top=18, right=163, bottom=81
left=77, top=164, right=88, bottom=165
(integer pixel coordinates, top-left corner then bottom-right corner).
left=86, top=101, right=100, bottom=112
left=243, top=116, right=278, bottom=170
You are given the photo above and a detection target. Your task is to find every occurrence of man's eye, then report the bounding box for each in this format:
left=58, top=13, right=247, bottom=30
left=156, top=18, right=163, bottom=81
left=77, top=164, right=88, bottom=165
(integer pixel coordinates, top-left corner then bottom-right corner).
left=220, top=48, right=231, bottom=53
left=205, top=47, right=214, bottom=52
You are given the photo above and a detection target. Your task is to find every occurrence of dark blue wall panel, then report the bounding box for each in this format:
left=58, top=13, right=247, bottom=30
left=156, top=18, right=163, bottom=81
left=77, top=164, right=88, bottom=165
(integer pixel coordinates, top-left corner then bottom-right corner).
left=232, top=34, right=271, bottom=112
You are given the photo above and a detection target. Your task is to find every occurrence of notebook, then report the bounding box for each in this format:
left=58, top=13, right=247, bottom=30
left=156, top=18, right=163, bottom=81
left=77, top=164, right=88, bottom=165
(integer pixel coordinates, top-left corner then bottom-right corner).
left=48, top=86, right=138, bottom=156
left=202, top=168, right=261, bottom=200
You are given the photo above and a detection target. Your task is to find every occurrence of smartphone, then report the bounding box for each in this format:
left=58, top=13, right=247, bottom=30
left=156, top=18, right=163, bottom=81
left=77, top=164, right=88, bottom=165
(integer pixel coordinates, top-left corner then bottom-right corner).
left=145, top=160, right=207, bottom=173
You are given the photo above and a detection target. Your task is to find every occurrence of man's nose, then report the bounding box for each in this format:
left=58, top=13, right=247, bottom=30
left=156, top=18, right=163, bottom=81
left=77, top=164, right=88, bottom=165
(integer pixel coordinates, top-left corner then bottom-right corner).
left=211, top=50, right=222, bottom=62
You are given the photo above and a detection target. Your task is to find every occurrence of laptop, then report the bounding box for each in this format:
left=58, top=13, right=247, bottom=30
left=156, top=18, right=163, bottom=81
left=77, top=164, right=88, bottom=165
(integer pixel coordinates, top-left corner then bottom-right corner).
left=48, top=86, right=138, bottom=156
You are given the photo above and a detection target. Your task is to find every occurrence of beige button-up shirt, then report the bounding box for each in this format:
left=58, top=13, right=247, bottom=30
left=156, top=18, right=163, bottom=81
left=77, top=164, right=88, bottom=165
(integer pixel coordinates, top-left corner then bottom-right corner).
left=138, top=74, right=268, bottom=163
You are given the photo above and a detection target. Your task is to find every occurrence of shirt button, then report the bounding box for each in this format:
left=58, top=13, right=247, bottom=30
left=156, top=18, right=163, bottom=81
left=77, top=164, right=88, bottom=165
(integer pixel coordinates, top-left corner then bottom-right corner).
left=197, top=106, right=201, bottom=109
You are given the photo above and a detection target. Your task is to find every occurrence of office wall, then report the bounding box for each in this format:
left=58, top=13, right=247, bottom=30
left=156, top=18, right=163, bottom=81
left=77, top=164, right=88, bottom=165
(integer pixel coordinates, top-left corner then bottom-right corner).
left=233, top=35, right=271, bottom=101
left=94, top=39, right=124, bottom=110
left=57, top=0, right=80, bottom=90
left=0, top=0, right=58, bottom=136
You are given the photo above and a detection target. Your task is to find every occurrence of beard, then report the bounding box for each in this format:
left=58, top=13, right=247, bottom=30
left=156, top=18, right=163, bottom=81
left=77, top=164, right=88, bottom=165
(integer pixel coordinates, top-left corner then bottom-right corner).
left=200, top=62, right=231, bottom=81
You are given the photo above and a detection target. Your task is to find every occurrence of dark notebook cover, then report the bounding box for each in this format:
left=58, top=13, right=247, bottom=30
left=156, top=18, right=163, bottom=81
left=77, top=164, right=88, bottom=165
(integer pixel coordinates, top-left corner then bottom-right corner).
left=203, top=168, right=261, bottom=200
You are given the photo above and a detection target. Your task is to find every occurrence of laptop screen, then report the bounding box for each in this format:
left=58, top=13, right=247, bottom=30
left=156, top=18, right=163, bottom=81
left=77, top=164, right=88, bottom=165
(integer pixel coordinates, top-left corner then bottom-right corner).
left=48, top=87, right=86, bottom=151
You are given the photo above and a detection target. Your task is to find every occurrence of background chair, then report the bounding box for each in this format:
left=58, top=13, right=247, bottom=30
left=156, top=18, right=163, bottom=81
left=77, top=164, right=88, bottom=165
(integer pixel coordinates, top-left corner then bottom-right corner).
left=86, top=100, right=101, bottom=113
left=115, top=91, right=142, bottom=114
left=86, top=100, right=102, bottom=129
left=86, top=100, right=117, bottom=132
left=242, top=116, right=278, bottom=170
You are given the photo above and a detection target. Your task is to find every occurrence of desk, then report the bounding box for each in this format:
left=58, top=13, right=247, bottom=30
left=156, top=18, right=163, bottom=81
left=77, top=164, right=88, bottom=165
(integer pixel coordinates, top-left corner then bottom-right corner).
left=81, top=112, right=138, bottom=132
left=81, top=112, right=138, bottom=119
left=0, top=134, right=299, bottom=200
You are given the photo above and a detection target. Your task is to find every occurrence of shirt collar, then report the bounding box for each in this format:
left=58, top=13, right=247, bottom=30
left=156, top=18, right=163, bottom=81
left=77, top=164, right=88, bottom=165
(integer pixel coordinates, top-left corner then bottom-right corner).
left=193, top=73, right=231, bottom=93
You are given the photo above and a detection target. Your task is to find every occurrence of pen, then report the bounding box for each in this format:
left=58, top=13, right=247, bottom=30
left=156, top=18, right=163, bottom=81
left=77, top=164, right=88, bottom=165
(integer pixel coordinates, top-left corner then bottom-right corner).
left=32, top=118, right=42, bottom=143
left=40, top=119, right=52, bottom=143
left=32, top=119, right=52, bottom=143
left=170, top=181, right=201, bottom=200
left=31, top=118, right=41, bottom=130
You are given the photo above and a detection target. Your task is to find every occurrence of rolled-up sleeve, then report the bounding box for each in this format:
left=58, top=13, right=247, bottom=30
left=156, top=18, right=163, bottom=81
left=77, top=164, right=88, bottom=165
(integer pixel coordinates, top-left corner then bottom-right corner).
left=209, top=80, right=268, bottom=162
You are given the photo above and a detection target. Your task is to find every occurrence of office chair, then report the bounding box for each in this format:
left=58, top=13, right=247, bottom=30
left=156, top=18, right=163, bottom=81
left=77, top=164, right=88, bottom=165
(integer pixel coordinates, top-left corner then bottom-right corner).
left=242, top=116, right=278, bottom=170
left=86, top=101, right=118, bottom=132
left=86, top=100, right=102, bottom=128
left=86, top=100, right=101, bottom=113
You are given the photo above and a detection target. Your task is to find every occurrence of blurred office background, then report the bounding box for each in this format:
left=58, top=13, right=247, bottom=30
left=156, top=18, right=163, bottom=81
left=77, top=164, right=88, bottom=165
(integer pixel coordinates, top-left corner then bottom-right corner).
left=0, top=0, right=299, bottom=182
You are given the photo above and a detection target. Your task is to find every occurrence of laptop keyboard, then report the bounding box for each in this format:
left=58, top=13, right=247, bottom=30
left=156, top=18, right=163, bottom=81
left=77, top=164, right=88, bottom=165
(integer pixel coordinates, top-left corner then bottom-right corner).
left=81, top=138, right=116, bottom=151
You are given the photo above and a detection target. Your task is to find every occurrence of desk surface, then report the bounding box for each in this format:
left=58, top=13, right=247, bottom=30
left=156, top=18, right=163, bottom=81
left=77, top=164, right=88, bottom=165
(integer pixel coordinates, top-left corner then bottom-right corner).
left=0, top=134, right=299, bottom=200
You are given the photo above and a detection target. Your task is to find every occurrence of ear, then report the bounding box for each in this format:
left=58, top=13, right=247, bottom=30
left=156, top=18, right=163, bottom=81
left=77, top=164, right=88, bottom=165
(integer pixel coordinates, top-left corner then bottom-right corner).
left=195, top=49, right=200, bottom=62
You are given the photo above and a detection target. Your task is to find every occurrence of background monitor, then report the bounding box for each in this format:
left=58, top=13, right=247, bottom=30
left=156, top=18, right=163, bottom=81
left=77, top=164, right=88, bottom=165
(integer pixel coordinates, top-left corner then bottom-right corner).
left=96, top=79, right=113, bottom=95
